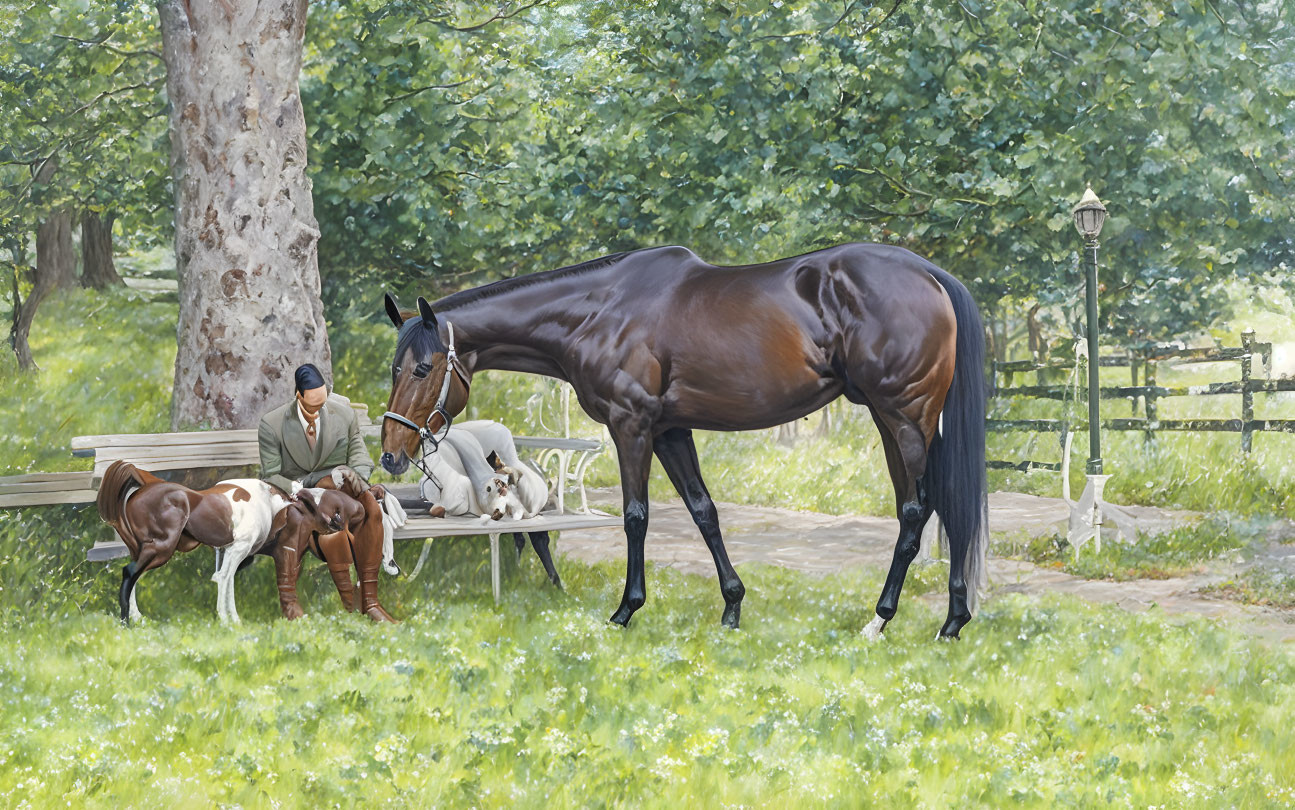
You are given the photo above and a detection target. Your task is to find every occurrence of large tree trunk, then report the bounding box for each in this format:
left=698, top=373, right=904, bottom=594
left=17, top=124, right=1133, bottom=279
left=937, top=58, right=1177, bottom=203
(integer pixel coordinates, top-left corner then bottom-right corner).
left=159, top=0, right=330, bottom=430
left=80, top=211, right=123, bottom=289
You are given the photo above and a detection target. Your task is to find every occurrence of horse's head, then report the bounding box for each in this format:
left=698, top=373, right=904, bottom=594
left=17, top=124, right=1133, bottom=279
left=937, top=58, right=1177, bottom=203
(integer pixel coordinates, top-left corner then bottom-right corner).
left=380, top=293, right=472, bottom=475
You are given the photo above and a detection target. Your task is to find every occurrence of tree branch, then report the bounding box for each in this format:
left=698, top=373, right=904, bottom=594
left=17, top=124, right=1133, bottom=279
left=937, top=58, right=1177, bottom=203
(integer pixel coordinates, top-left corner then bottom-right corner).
left=756, top=0, right=903, bottom=42
left=383, top=77, right=475, bottom=107
left=53, top=33, right=164, bottom=62
left=435, top=1, right=549, bottom=33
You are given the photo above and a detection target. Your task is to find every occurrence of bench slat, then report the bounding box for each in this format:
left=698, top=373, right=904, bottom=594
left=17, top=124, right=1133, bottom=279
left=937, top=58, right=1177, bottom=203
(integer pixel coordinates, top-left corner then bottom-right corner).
left=0, top=490, right=98, bottom=508
left=72, top=429, right=258, bottom=450
left=0, top=471, right=95, bottom=485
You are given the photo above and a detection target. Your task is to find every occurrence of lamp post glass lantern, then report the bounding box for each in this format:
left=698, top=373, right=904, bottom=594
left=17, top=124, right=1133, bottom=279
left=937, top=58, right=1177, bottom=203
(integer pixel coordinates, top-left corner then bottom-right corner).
left=1073, top=184, right=1107, bottom=476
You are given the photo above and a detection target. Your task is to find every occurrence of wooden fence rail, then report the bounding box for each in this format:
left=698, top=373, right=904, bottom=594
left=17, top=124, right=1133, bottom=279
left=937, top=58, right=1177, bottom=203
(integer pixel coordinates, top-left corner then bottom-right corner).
left=986, top=329, right=1291, bottom=472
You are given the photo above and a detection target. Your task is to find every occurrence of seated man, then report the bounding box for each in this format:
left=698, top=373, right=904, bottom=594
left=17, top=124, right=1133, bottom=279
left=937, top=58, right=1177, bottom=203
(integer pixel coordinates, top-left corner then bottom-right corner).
left=259, top=363, right=396, bottom=623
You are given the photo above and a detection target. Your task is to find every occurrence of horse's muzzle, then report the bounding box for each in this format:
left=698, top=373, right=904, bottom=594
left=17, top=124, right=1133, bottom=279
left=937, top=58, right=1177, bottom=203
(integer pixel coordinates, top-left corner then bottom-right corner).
left=381, top=451, right=409, bottom=476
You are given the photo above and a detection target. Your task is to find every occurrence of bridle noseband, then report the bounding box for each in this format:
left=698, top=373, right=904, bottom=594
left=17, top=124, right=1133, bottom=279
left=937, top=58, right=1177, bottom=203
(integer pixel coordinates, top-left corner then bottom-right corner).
left=383, top=322, right=471, bottom=482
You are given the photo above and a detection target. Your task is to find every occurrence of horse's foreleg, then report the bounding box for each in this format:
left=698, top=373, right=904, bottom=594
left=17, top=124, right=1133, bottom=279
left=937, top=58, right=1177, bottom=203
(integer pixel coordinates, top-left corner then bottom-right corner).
left=609, top=422, right=653, bottom=627
left=654, top=428, right=745, bottom=629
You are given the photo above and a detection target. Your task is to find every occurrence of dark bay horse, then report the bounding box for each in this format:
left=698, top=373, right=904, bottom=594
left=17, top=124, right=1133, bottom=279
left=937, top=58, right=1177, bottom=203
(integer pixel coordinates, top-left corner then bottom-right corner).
left=380, top=243, right=987, bottom=639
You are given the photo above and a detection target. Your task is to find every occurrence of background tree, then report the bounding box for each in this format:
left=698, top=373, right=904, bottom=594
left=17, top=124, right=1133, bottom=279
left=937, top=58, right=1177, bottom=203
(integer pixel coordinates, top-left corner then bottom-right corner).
left=301, top=0, right=1292, bottom=350
left=0, top=0, right=167, bottom=368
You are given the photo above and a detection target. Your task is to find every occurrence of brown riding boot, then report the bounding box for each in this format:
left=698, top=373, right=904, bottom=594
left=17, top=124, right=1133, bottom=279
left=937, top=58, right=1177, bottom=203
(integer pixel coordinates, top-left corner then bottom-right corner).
left=327, top=562, right=358, bottom=612
left=274, top=548, right=306, bottom=620
left=353, top=491, right=398, bottom=623
left=316, top=530, right=358, bottom=613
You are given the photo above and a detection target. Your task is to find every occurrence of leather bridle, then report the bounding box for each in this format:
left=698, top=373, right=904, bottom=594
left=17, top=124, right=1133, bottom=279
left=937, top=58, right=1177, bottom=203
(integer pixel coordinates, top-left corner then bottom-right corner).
left=382, top=322, right=471, bottom=482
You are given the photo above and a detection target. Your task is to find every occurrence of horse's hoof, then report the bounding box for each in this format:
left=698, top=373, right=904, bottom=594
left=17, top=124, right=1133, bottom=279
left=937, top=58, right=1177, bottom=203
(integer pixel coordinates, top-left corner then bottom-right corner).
left=936, top=630, right=960, bottom=642
left=550, top=576, right=564, bottom=590
left=609, top=608, right=632, bottom=627
left=721, top=602, right=741, bottom=629
left=862, top=615, right=887, bottom=641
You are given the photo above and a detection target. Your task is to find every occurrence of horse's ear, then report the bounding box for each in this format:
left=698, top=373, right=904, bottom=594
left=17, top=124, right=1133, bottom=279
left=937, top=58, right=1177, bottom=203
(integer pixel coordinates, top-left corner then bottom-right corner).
left=416, top=296, right=438, bottom=331
left=384, top=292, right=405, bottom=329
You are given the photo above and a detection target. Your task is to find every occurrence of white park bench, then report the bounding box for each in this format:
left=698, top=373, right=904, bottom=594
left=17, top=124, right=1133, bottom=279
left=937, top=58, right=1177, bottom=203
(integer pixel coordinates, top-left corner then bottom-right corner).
left=1, top=397, right=619, bottom=604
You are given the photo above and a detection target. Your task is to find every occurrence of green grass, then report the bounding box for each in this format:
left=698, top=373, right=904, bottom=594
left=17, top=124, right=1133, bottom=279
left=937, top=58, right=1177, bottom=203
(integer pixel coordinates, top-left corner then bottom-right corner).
left=0, top=531, right=1293, bottom=808
left=4, top=268, right=1295, bottom=806
left=1000, top=516, right=1274, bottom=582
left=1202, top=568, right=1295, bottom=610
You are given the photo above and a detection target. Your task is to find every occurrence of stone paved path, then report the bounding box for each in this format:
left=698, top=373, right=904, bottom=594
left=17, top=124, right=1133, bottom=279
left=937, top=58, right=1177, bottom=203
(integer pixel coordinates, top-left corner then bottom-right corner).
left=554, top=488, right=1295, bottom=643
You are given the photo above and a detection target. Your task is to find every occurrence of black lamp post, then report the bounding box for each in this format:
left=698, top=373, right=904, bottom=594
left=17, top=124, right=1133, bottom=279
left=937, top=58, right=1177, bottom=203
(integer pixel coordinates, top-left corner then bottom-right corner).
left=1073, top=185, right=1108, bottom=476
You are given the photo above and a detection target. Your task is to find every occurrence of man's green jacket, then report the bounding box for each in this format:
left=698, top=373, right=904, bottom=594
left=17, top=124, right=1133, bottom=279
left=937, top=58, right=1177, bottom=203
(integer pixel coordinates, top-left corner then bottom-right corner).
left=258, top=395, right=373, bottom=494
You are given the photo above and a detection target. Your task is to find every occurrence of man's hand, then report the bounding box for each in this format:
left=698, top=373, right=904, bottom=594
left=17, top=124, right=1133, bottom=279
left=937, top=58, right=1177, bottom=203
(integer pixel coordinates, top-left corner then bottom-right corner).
left=330, top=465, right=365, bottom=498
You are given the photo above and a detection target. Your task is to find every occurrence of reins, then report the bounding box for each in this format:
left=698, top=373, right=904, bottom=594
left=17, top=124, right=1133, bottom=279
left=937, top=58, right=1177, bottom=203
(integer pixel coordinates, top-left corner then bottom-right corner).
left=383, top=322, right=471, bottom=485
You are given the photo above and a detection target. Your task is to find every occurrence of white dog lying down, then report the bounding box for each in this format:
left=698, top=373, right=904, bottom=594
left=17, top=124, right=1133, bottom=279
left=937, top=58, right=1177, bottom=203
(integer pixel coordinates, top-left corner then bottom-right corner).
left=416, top=430, right=522, bottom=522
left=408, top=422, right=562, bottom=587
left=444, top=431, right=529, bottom=522
left=454, top=420, right=549, bottom=517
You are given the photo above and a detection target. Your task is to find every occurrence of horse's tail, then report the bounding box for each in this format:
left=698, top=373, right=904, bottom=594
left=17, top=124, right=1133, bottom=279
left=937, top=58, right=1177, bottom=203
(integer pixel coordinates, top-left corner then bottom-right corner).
left=922, top=266, right=989, bottom=614
left=96, top=461, right=159, bottom=547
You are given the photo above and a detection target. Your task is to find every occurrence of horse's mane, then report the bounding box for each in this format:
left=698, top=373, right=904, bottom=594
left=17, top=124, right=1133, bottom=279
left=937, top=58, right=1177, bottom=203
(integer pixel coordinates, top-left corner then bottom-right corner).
left=394, top=311, right=447, bottom=362
left=434, top=251, right=630, bottom=311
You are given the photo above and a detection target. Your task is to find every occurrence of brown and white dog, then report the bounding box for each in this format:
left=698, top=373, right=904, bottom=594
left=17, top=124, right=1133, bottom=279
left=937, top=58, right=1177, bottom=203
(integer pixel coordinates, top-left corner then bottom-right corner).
left=96, top=461, right=344, bottom=624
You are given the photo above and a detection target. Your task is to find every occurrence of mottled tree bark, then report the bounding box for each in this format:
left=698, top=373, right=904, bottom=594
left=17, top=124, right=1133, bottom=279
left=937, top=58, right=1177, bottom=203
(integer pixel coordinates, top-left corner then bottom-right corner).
left=159, top=0, right=330, bottom=430
left=80, top=211, right=123, bottom=289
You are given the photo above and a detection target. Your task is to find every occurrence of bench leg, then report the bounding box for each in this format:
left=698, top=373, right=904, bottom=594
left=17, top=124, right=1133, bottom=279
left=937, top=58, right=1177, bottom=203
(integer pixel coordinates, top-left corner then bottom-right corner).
left=490, top=532, right=501, bottom=605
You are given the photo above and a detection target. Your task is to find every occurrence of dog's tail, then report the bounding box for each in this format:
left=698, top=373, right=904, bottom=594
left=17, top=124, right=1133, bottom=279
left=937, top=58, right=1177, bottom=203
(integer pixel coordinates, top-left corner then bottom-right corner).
left=96, top=461, right=160, bottom=549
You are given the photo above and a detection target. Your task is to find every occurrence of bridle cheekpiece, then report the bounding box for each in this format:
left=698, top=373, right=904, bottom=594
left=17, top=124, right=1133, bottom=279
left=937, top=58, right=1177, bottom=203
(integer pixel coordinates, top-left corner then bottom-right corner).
left=383, top=322, right=470, bottom=481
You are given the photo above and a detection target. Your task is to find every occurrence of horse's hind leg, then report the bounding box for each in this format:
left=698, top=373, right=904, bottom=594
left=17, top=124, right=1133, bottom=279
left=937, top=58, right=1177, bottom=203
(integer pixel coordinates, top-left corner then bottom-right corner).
left=527, top=531, right=563, bottom=588
left=863, top=411, right=934, bottom=641
left=654, top=428, right=745, bottom=629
